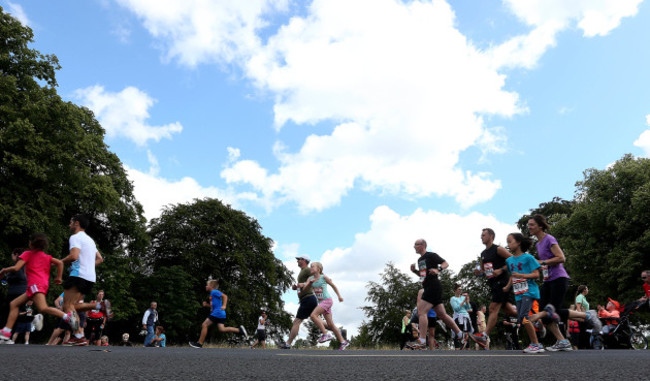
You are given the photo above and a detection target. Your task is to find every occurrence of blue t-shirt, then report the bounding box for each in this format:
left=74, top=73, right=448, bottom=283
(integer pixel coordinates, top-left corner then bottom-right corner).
left=427, top=308, right=437, bottom=318
left=506, top=253, right=541, bottom=301
left=209, top=289, right=226, bottom=319
left=157, top=333, right=166, bottom=347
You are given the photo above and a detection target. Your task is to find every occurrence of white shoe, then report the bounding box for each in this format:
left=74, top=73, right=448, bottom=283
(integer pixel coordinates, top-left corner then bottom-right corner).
left=32, top=314, right=44, bottom=331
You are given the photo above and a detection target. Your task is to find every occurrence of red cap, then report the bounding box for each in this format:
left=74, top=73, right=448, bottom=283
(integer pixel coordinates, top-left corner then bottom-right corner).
left=607, top=298, right=620, bottom=309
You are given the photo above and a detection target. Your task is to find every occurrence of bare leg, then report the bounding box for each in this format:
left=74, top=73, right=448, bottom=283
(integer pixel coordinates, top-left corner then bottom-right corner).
left=310, top=306, right=328, bottom=334
left=197, top=318, right=212, bottom=345
left=216, top=323, right=240, bottom=334
left=323, top=313, right=344, bottom=343
left=432, top=304, right=462, bottom=336
left=4, top=294, right=28, bottom=330
left=32, top=294, right=64, bottom=319
left=286, top=318, right=303, bottom=345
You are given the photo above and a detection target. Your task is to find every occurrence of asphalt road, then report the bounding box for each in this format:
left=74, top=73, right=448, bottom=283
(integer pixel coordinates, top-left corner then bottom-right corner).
left=1, top=346, right=649, bottom=380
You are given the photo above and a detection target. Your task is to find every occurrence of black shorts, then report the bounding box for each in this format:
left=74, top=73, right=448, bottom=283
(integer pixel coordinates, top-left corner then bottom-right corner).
left=256, top=329, right=267, bottom=341
left=63, top=276, right=94, bottom=296
left=427, top=316, right=438, bottom=328
left=208, top=316, right=227, bottom=324
left=296, top=295, right=318, bottom=320
left=488, top=278, right=511, bottom=304
left=421, top=286, right=443, bottom=307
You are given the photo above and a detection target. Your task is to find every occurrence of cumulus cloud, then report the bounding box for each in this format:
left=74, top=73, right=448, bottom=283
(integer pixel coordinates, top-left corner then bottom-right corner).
left=491, top=0, right=643, bottom=69
left=279, top=206, right=517, bottom=337
left=74, top=85, right=183, bottom=146
left=114, top=0, right=288, bottom=66
left=125, top=164, right=258, bottom=222
left=633, top=114, right=650, bottom=157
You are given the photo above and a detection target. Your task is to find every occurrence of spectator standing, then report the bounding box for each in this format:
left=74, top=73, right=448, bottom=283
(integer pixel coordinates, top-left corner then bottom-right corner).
left=142, top=302, right=158, bottom=347
left=0, top=249, right=27, bottom=328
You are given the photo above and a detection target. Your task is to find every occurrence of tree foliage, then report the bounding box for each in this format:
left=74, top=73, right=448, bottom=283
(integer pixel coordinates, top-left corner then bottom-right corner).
left=0, top=8, right=148, bottom=321
left=145, top=198, right=294, bottom=342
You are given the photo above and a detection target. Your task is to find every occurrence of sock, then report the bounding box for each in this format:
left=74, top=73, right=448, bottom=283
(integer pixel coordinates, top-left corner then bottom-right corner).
left=418, top=337, right=426, bottom=344
left=75, top=333, right=83, bottom=339
left=63, top=313, right=70, bottom=322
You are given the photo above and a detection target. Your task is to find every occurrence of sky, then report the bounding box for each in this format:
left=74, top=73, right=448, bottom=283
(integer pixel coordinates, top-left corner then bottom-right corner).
left=4, top=0, right=650, bottom=339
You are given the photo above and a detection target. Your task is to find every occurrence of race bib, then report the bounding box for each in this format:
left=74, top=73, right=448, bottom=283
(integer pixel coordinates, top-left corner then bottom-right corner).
left=418, top=260, right=427, bottom=283
left=541, top=265, right=549, bottom=280
left=484, top=262, right=494, bottom=279
left=313, top=286, right=324, bottom=300
left=512, top=278, right=529, bottom=295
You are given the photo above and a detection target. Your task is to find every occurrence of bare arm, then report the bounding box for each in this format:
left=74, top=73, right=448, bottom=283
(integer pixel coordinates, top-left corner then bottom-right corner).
left=61, top=248, right=80, bottom=264
left=51, top=257, right=64, bottom=285
left=0, top=259, right=25, bottom=276
left=95, top=251, right=103, bottom=266
left=221, top=293, right=228, bottom=310
left=324, top=275, right=343, bottom=302
left=493, top=247, right=512, bottom=277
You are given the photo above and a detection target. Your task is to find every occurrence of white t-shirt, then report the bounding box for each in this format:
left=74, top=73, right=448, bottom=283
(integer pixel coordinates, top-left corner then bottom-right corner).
left=69, top=231, right=98, bottom=282
left=257, top=316, right=266, bottom=330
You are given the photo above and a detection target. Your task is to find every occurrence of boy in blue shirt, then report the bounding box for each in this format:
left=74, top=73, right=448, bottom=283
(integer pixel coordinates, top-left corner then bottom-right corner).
left=189, top=280, right=248, bottom=348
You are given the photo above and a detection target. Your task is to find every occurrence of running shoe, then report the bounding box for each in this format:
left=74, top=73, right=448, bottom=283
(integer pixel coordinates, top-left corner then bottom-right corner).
left=523, top=344, right=544, bottom=353
left=543, top=304, right=560, bottom=323
left=32, top=313, right=43, bottom=331
left=545, top=340, right=572, bottom=352
left=278, top=343, right=291, bottom=349
left=66, top=311, right=80, bottom=331
left=318, top=333, right=334, bottom=343
left=585, top=310, right=602, bottom=335
left=239, top=325, right=248, bottom=340
left=339, top=341, right=350, bottom=350
left=63, top=337, right=89, bottom=346
left=0, top=330, right=14, bottom=345
left=473, top=332, right=488, bottom=342
left=189, top=341, right=203, bottom=348
left=102, top=299, right=114, bottom=320
left=406, top=340, right=426, bottom=350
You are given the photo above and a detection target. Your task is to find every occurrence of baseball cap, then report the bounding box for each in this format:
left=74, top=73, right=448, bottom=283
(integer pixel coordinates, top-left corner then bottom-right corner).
left=295, top=255, right=311, bottom=262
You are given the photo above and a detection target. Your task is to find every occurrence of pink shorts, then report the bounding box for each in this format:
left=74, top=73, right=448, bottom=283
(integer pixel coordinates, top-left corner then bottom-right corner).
left=317, top=298, right=333, bottom=315
left=26, top=283, right=48, bottom=298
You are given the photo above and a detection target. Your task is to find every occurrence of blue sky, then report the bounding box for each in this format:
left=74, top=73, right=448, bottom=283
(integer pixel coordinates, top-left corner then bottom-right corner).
left=5, top=0, right=650, bottom=336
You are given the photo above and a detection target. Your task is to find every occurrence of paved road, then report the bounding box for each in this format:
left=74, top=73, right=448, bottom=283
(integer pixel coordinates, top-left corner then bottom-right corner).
left=1, top=346, right=648, bottom=380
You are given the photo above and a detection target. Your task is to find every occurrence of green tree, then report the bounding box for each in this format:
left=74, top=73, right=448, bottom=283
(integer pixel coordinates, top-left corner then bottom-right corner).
left=516, top=197, right=575, bottom=238
left=553, top=154, right=650, bottom=303
left=359, top=262, right=421, bottom=346
left=145, top=198, right=294, bottom=343
left=0, top=8, right=148, bottom=328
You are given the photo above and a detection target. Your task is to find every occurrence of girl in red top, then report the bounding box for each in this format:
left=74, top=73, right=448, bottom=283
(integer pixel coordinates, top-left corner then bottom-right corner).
left=0, top=233, right=74, bottom=343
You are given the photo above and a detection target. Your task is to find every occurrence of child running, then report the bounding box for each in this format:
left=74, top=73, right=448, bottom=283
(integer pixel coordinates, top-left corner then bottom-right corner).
left=302, top=261, right=350, bottom=350
left=502, top=233, right=543, bottom=353
left=189, top=279, right=248, bottom=348
left=0, top=233, right=76, bottom=343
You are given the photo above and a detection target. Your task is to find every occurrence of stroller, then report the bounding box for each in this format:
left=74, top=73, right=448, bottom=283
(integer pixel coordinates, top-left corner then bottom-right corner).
left=595, top=299, right=647, bottom=350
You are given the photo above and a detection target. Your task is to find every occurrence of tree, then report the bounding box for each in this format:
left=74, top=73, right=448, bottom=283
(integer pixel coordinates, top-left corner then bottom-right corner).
left=516, top=197, right=575, bottom=238
left=552, top=154, right=650, bottom=304
left=359, top=262, right=421, bottom=346
left=0, top=8, right=148, bottom=323
left=145, top=198, right=294, bottom=342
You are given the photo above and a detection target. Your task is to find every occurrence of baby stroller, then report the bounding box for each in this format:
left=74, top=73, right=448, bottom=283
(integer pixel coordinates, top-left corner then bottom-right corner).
left=596, top=299, right=647, bottom=350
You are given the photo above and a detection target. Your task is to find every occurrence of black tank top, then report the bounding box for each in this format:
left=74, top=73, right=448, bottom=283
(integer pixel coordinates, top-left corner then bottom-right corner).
left=481, top=244, right=507, bottom=283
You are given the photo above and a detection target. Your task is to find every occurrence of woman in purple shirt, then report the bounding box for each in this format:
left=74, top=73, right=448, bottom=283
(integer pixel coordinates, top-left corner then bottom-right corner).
left=527, top=214, right=602, bottom=351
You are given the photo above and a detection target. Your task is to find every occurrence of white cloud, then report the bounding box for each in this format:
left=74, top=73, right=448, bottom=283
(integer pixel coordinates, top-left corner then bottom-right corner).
left=491, top=0, right=643, bottom=69
left=114, top=0, right=288, bottom=66
left=633, top=114, right=650, bottom=157
left=290, top=205, right=517, bottom=337
left=74, top=85, right=183, bottom=146
left=6, top=1, right=30, bottom=26
left=125, top=165, right=258, bottom=222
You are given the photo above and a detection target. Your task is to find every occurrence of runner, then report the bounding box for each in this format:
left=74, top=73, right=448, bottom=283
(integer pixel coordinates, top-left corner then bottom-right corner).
left=60, top=215, right=105, bottom=346
left=188, top=279, right=247, bottom=348
left=475, top=228, right=517, bottom=342
left=503, top=233, right=544, bottom=353
left=304, top=262, right=350, bottom=350
left=0, top=233, right=75, bottom=344
left=407, top=239, right=485, bottom=349
left=426, top=307, right=439, bottom=350
left=279, top=255, right=319, bottom=349
left=525, top=214, right=601, bottom=351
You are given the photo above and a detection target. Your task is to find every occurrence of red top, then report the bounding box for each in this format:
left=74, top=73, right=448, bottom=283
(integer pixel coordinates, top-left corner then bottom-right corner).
left=643, top=283, right=650, bottom=298
left=19, top=250, right=53, bottom=287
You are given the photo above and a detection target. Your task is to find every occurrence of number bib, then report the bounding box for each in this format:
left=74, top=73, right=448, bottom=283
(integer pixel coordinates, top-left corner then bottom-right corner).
left=313, top=286, right=324, bottom=301
left=541, top=265, right=549, bottom=281
left=484, top=262, right=494, bottom=279
left=512, top=278, right=529, bottom=295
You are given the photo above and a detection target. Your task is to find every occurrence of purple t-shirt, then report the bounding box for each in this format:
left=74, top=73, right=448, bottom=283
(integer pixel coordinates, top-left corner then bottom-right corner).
left=536, top=234, right=569, bottom=281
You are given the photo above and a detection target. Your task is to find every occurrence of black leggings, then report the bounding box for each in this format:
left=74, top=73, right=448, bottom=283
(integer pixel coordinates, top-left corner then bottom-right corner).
left=540, top=277, right=570, bottom=329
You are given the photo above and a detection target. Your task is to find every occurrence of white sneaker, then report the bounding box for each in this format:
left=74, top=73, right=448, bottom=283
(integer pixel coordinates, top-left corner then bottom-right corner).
left=318, top=333, right=334, bottom=343
left=339, top=341, right=350, bottom=350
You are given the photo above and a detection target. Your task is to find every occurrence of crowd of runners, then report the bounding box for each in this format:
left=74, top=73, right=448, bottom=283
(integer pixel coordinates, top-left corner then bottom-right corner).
left=0, top=213, right=648, bottom=350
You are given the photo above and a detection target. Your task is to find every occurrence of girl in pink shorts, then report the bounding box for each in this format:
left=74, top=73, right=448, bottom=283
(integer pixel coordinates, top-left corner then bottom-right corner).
left=0, top=233, right=75, bottom=343
left=302, top=261, right=350, bottom=350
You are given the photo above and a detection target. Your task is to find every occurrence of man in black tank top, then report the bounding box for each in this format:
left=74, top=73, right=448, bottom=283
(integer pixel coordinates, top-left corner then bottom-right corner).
left=476, top=228, right=517, bottom=340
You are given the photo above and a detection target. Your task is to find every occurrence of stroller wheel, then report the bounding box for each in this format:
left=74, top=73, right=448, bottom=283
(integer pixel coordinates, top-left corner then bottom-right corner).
left=630, top=332, right=648, bottom=350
